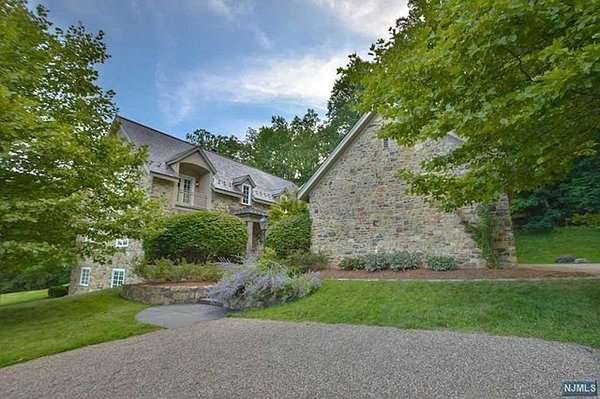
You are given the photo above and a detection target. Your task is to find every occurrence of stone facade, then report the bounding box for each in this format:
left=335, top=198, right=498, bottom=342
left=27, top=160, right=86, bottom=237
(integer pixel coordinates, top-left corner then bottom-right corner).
left=307, top=116, right=517, bottom=268
left=69, top=239, right=144, bottom=294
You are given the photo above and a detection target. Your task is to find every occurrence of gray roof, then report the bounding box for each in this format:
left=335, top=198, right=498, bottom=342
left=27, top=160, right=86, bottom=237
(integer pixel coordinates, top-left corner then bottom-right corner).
left=116, top=116, right=295, bottom=202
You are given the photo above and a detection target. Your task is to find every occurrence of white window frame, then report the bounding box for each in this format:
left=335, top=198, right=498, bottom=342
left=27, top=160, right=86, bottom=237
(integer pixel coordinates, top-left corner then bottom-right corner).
left=79, top=267, right=90, bottom=286
left=241, top=184, right=252, bottom=205
left=115, top=238, right=129, bottom=248
left=110, top=268, right=126, bottom=288
left=178, top=174, right=196, bottom=205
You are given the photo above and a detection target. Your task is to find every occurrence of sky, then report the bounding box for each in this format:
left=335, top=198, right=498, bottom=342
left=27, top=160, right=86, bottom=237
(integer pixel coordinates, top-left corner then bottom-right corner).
left=37, top=0, right=408, bottom=140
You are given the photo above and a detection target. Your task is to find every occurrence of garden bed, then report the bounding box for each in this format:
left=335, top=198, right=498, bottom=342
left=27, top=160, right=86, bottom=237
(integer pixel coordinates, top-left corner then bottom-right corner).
left=121, top=282, right=213, bottom=305
left=319, top=267, right=596, bottom=280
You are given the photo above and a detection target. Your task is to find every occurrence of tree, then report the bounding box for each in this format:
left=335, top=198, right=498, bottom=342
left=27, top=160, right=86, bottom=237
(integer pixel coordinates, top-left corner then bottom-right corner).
left=245, top=110, right=340, bottom=185
left=0, top=1, right=159, bottom=283
left=186, top=128, right=246, bottom=160
left=267, top=188, right=309, bottom=225
left=358, top=0, right=600, bottom=210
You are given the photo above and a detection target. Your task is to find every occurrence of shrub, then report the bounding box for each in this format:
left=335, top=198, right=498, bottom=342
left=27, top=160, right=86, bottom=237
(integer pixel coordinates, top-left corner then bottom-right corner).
left=144, top=211, right=247, bottom=263
left=427, top=256, right=458, bottom=271
left=362, top=253, right=389, bottom=272
left=569, top=213, right=600, bottom=227
left=283, top=251, right=329, bottom=272
left=48, top=285, right=68, bottom=298
left=133, top=259, right=223, bottom=282
left=339, top=257, right=364, bottom=270
left=387, top=251, right=421, bottom=271
left=266, top=213, right=311, bottom=257
left=209, top=261, right=321, bottom=309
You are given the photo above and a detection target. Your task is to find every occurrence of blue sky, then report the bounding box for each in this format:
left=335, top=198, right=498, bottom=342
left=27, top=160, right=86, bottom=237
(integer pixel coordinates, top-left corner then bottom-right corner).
left=38, top=0, right=407, bottom=139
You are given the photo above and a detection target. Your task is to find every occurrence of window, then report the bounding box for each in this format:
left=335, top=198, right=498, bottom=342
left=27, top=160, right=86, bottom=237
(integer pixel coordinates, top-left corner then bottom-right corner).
left=110, top=268, right=126, bottom=288
left=79, top=267, right=90, bottom=286
left=115, top=238, right=129, bottom=248
left=241, top=184, right=252, bottom=205
left=382, top=138, right=389, bottom=148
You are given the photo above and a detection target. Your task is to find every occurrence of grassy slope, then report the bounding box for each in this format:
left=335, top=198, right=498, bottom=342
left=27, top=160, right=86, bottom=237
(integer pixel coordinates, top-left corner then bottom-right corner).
left=0, top=289, right=159, bottom=367
left=235, top=279, right=600, bottom=349
left=0, top=289, right=48, bottom=307
left=515, top=226, right=600, bottom=263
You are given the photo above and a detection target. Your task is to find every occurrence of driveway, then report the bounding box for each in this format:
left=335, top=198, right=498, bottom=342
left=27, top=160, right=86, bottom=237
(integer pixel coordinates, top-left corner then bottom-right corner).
left=0, top=319, right=597, bottom=398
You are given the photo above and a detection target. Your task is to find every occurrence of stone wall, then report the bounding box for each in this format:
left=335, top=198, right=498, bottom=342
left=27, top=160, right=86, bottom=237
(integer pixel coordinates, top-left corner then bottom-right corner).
left=121, top=283, right=212, bottom=305
left=69, top=239, right=144, bottom=294
left=211, top=191, right=269, bottom=214
left=308, top=116, right=517, bottom=268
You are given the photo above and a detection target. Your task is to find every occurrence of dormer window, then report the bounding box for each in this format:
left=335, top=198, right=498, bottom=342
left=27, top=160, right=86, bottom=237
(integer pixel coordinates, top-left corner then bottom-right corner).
left=241, top=184, right=252, bottom=205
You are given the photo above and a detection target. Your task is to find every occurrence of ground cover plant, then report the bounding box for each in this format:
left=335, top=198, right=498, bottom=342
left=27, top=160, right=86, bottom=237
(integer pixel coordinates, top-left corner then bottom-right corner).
left=0, top=289, right=158, bottom=367
left=236, top=279, right=600, bottom=349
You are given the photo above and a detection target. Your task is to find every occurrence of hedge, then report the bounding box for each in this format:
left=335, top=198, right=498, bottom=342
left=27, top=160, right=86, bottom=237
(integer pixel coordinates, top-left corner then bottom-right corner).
left=144, top=211, right=247, bottom=263
left=266, top=213, right=311, bottom=257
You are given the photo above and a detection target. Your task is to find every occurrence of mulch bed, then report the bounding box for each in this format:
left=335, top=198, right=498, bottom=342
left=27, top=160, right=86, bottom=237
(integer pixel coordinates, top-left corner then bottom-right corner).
left=319, top=267, right=597, bottom=280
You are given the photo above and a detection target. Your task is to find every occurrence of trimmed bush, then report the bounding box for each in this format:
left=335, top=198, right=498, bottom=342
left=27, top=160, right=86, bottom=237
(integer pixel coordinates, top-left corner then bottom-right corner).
left=48, top=285, right=68, bottom=298
left=283, top=251, right=329, bottom=272
left=266, top=213, right=311, bottom=257
left=133, top=259, right=223, bottom=282
left=144, top=211, right=247, bottom=263
left=209, top=261, right=321, bottom=309
left=339, top=257, right=365, bottom=270
left=427, top=256, right=458, bottom=271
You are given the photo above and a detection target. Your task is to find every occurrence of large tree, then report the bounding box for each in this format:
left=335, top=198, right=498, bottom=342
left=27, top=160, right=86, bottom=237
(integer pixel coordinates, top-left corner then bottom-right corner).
left=245, top=109, right=340, bottom=185
left=186, top=128, right=246, bottom=161
left=358, top=0, right=600, bottom=210
left=0, top=1, right=159, bottom=283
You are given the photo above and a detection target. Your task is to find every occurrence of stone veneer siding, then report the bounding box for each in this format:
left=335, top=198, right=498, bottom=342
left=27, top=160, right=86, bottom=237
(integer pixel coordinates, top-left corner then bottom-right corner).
left=308, top=117, right=517, bottom=268
left=69, top=239, right=144, bottom=294
left=211, top=191, right=269, bottom=214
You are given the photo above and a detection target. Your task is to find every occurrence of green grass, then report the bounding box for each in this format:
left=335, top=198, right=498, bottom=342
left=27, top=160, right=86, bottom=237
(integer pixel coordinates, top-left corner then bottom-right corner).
left=0, top=289, right=49, bottom=307
left=0, top=289, right=159, bottom=367
left=235, top=279, right=600, bottom=349
left=515, top=226, right=600, bottom=263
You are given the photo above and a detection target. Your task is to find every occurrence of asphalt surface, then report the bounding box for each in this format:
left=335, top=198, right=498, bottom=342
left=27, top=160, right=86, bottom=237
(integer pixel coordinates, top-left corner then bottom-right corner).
left=0, top=319, right=598, bottom=398
left=135, top=304, right=228, bottom=329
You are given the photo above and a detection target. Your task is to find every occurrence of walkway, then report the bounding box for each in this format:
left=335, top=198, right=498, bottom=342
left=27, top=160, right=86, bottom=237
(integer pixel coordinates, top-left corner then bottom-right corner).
left=135, top=304, right=227, bottom=329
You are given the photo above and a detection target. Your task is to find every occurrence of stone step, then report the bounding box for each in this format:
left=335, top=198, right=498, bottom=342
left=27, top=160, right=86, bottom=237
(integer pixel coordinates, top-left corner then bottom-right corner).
left=198, top=298, right=224, bottom=307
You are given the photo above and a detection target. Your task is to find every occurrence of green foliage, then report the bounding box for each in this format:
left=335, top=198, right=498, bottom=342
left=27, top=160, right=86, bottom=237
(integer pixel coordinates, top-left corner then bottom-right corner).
left=133, top=259, right=224, bottom=283
left=266, top=213, right=311, bottom=257
left=338, top=257, right=365, bottom=271
left=327, top=54, right=367, bottom=136
left=515, top=226, right=600, bottom=264
left=144, top=211, right=247, bottom=263
left=358, top=0, right=600, bottom=209
left=236, top=280, right=600, bottom=350
left=0, top=289, right=158, bottom=367
left=511, top=150, right=600, bottom=231
left=426, top=256, right=458, bottom=271
left=186, top=128, right=246, bottom=160
left=47, top=285, right=68, bottom=298
left=361, top=251, right=422, bottom=272
left=0, top=263, right=70, bottom=294
left=282, top=251, right=329, bottom=273
left=267, top=188, right=309, bottom=225
left=244, top=110, right=342, bottom=185
left=569, top=213, right=600, bottom=227
left=464, top=204, right=501, bottom=269
left=0, top=1, right=160, bottom=276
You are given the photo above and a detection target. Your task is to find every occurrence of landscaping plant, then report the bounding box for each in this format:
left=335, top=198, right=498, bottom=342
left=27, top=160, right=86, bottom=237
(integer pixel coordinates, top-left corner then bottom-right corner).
left=282, top=251, right=329, bottom=272
left=427, top=256, right=458, bottom=271
left=266, top=213, right=311, bottom=257
left=133, top=259, right=223, bottom=283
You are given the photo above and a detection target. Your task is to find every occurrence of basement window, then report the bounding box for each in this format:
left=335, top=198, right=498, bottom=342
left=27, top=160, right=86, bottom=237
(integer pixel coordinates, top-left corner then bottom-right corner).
left=79, top=267, right=90, bottom=286
left=110, top=268, right=126, bottom=288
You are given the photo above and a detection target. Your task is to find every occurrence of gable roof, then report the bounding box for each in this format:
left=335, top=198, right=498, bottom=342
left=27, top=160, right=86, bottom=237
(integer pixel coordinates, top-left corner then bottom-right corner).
left=116, top=116, right=295, bottom=202
left=298, top=112, right=465, bottom=201
left=298, top=112, right=375, bottom=200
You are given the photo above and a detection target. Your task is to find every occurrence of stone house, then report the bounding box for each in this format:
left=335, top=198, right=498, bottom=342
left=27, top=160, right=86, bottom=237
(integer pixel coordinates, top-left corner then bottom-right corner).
left=299, top=113, right=517, bottom=268
left=69, top=116, right=295, bottom=294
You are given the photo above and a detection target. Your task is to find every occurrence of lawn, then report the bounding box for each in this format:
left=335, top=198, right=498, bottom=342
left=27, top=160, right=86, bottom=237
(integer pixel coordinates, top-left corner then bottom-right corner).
left=235, top=279, right=600, bottom=349
left=0, top=289, right=49, bottom=307
left=0, top=289, right=159, bottom=367
left=515, top=226, right=600, bottom=263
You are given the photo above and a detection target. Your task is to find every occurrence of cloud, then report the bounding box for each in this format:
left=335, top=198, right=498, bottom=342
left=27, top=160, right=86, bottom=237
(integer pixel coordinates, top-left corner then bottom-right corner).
left=157, top=50, right=351, bottom=125
left=308, top=0, right=409, bottom=40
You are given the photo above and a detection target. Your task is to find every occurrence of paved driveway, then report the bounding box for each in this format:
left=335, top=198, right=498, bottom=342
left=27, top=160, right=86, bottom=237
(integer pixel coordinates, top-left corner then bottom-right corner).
left=0, top=319, right=597, bottom=398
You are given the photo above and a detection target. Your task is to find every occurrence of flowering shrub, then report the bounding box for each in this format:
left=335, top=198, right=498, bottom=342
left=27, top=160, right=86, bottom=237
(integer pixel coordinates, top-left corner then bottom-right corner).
left=209, top=262, right=321, bottom=309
